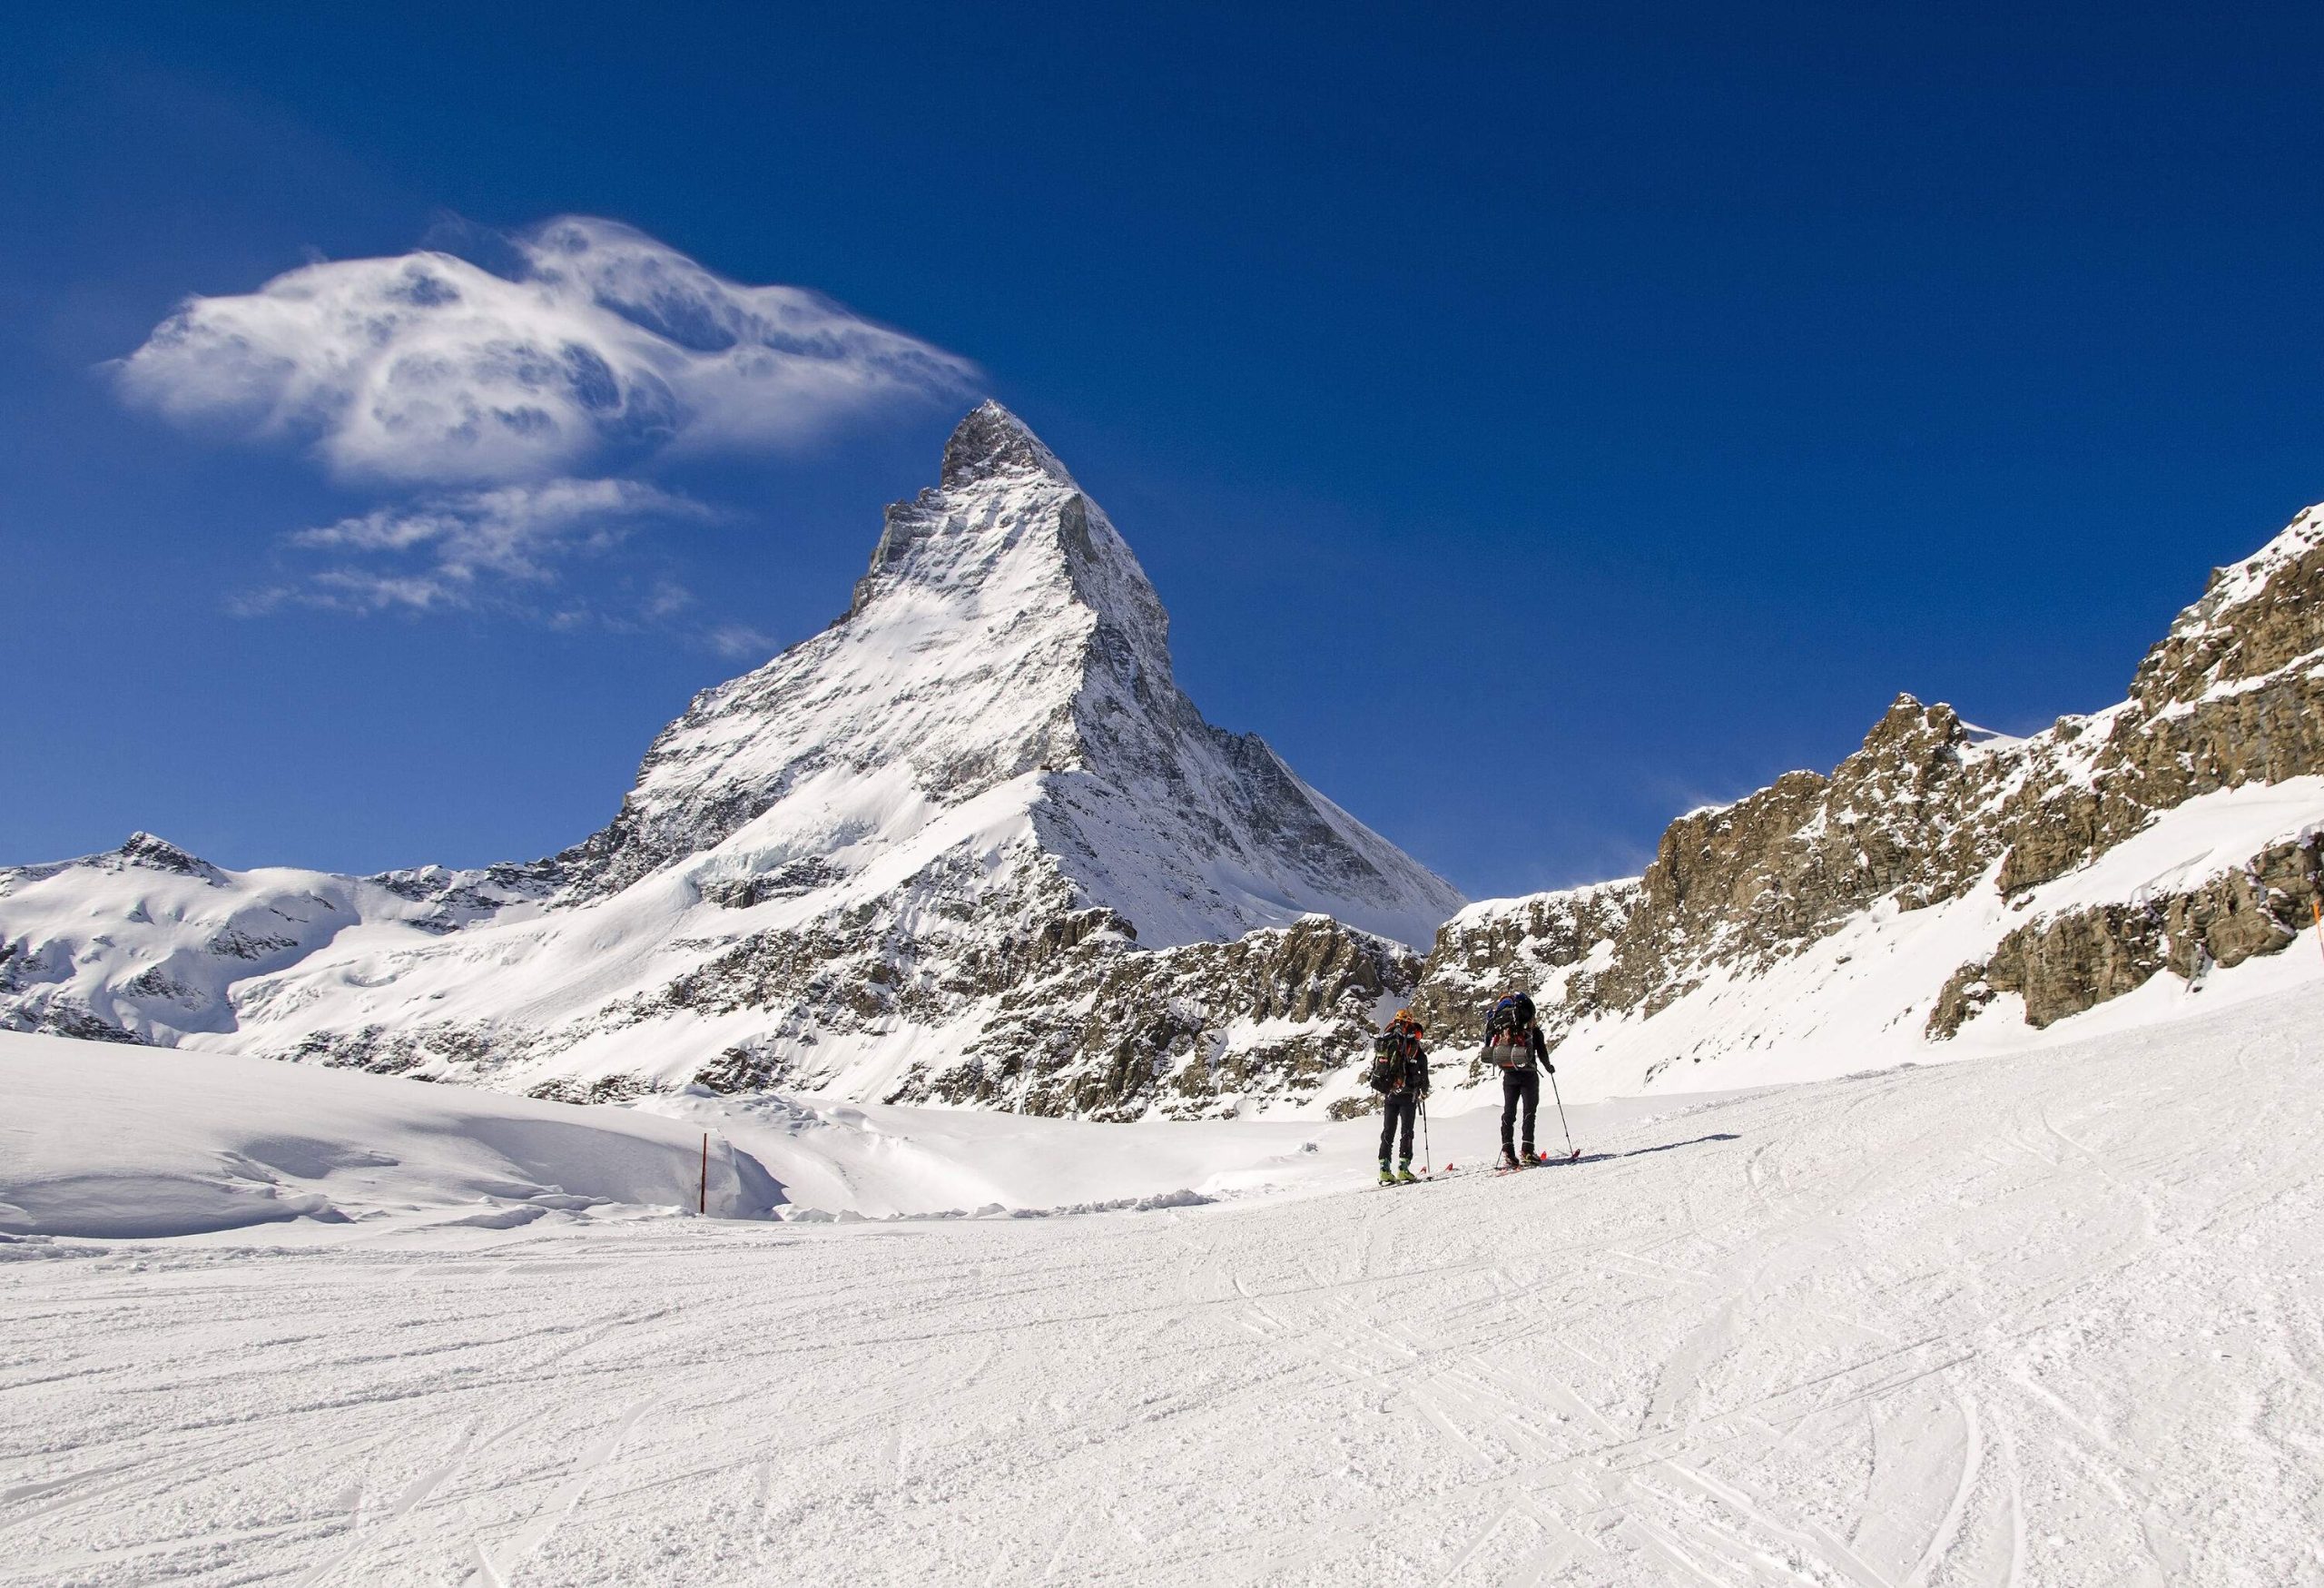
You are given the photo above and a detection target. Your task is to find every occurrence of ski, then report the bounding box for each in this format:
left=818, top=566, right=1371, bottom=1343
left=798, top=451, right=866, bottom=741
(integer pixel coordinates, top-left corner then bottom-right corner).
left=1485, top=1152, right=1582, bottom=1177
left=1374, top=1151, right=1584, bottom=1187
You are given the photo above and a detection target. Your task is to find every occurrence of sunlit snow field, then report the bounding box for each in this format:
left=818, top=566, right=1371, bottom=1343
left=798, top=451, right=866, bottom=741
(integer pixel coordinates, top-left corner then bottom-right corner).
left=5, top=975, right=2323, bottom=1584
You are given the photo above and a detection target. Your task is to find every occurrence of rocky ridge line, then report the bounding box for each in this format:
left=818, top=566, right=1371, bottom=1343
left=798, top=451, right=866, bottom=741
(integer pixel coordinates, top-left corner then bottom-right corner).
left=1413, top=505, right=2324, bottom=1066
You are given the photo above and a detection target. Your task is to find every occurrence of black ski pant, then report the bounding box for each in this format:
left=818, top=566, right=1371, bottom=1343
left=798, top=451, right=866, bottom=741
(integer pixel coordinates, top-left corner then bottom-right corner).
left=1499, top=1068, right=1539, bottom=1157
left=1378, top=1090, right=1419, bottom=1164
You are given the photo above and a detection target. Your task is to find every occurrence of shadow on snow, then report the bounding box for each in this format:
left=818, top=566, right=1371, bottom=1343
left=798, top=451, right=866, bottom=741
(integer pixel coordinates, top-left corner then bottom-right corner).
left=1562, top=1131, right=1741, bottom=1167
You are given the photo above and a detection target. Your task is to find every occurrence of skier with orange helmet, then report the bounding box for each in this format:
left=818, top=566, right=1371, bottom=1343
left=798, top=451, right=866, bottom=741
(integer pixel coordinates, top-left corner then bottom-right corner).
left=1368, top=1009, right=1430, bottom=1184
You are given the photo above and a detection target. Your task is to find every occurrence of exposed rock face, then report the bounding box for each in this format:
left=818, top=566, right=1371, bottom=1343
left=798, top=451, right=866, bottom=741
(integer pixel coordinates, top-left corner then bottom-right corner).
left=1, top=404, right=1462, bottom=1119
left=1997, top=508, right=2324, bottom=893
left=900, top=914, right=1419, bottom=1121
left=1406, top=883, right=1639, bottom=1079
left=1603, top=696, right=1999, bottom=992
left=1932, top=835, right=2324, bottom=1033
left=1407, top=695, right=2018, bottom=1050
left=1412, top=505, right=2324, bottom=1067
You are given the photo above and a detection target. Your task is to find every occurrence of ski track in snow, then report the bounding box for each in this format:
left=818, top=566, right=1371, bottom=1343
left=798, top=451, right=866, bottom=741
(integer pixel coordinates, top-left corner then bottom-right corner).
left=5, top=988, right=2324, bottom=1584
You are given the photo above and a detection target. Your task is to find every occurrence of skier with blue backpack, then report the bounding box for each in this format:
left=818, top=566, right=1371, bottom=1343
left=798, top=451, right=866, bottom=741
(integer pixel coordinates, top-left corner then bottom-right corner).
left=1368, top=1010, right=1430, bottom=1184
left=1483, top=991, right=1553, bottom=1169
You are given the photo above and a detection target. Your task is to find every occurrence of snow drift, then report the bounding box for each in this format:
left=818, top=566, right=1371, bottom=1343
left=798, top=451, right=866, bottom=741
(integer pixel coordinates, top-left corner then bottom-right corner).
left=0, top=1031, right=781, bottom=1238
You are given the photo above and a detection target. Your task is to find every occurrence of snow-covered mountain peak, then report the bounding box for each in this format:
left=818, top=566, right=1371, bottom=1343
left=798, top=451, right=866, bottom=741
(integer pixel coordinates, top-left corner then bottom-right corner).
left=0, top=833, right=223, bottom=897
left=113, top=833, right=222, bottom=880
left=938, top=399, right=1079, bottom=490
left=538, top=404, right=1458, bottom=952
left=562, top=407, right=1173, bottom=897
left=852, top=401, right=1161, bottom=655
left=3, top=402, right=1462, bottom=1100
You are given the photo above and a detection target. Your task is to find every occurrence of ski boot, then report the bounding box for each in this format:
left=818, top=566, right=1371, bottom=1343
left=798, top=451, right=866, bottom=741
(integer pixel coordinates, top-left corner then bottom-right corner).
left=1521, top=1144, right=1539, bottom=1166
left=1496, top=1149, right=1521, bottom=1171
left=1378, top=1163, right=1396, bottom=1186
left=1395, top=1163, right=1419, bottom=1185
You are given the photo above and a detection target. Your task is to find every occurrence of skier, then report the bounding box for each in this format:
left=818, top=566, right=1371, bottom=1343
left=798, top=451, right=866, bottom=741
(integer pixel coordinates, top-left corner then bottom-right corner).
left=1370, top=1010, right=1430, bottom=1184
left=1482, top=990, right=1552, bottom=1169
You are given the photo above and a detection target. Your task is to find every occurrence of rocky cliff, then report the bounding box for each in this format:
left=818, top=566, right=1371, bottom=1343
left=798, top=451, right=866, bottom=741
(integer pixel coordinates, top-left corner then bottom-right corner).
left=1413, top=505, right=2324, bottom=1094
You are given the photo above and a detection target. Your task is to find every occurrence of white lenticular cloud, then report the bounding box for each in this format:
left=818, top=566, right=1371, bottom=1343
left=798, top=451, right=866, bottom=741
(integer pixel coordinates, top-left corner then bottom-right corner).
left=117, top=216, right=978, bottom=484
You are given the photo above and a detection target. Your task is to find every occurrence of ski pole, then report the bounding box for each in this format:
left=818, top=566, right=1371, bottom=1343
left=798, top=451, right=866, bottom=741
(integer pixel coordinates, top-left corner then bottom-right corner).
left=2313, top=894, right=2323, bottom=971
left=1421, top=1097, right=1432, bottom=1176
left=1547, top=1069, right=1578, bottom=1160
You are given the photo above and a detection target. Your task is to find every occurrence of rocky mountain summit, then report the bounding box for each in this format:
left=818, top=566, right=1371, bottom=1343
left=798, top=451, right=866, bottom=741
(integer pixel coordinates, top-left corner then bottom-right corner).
left=2, top=404, right=1461, bottom=1117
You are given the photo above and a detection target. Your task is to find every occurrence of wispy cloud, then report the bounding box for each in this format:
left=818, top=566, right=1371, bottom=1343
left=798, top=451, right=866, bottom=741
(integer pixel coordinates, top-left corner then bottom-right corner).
left=703, top=623, right=778, bottom=661
left=116, top=215, right=978, bottom=485
left=236, top=477, right=715, bottom=624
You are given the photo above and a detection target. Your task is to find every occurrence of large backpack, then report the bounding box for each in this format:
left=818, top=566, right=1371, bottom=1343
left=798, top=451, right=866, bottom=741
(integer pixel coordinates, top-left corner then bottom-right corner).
left=1484, top=994, right=1536, bottom=1067
left=1367, top=1030, right=1406, bottom=1093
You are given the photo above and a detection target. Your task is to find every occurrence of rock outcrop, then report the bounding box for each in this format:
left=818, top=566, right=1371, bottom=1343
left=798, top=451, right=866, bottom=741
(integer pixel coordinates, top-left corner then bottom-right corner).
left=908, top=914, right=1418, bottom=1121
left=1931, top=833, right=2324, bottom=1034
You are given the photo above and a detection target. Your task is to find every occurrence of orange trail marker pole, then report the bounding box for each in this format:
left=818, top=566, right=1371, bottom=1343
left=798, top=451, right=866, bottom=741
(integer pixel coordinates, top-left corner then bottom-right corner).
left=700, top=1132, right=709, bottom=1216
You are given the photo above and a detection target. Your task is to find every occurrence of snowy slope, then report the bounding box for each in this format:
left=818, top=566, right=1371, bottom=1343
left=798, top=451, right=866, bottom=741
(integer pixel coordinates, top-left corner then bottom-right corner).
left=4, top=978, right=2319, bottom=1583
left=0, top=1027, right=1372, bottom=1236
left=0, top=404, right=1460, bottom=1112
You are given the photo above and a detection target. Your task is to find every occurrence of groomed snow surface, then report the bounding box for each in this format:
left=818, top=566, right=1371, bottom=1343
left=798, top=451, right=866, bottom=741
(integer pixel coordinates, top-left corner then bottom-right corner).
left=7, top=968, right=2324, bottom=1585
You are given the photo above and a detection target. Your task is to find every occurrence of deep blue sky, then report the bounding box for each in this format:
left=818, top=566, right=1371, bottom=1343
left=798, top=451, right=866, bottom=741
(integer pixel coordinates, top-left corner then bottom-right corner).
left=4, top=3, right=2320, bottom=898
